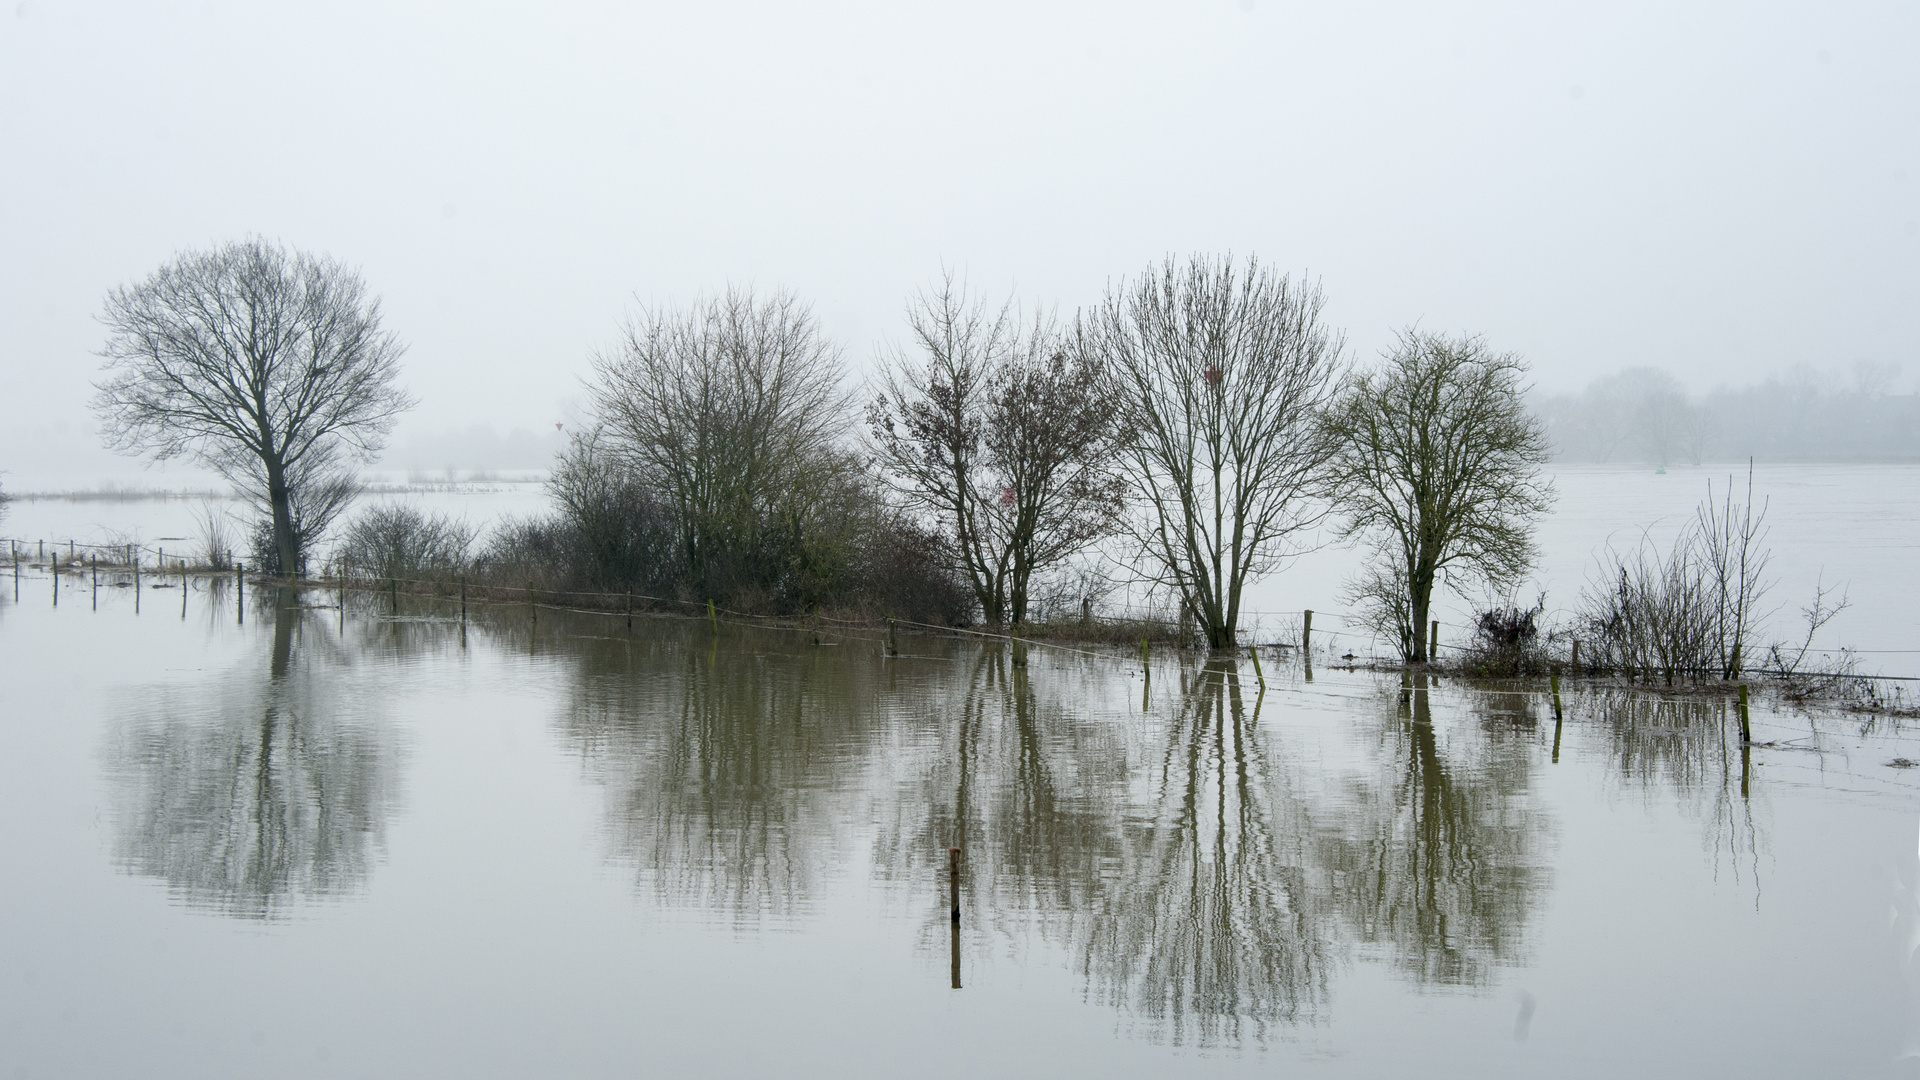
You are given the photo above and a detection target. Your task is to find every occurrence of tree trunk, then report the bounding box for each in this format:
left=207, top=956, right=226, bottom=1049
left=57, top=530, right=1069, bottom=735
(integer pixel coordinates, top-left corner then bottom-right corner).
left=265, top=457, right=298, bottom=579
left=1408, top=554, right=1436, bottom=664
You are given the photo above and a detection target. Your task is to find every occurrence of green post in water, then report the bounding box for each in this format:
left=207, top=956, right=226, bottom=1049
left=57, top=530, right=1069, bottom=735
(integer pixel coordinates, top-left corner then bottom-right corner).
left=1302, top=609, right=1313, bottom=661
left=708, top=599, right=718, bottom=635
left=1737, top=684, right=1753, bottom=744
left=1248, top=644, right=1265, bottom=687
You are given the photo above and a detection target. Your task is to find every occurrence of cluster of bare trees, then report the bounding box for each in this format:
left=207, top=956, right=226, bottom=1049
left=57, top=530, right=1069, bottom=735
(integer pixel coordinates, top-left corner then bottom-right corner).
left=868, top=273, right=1124, bottom=627
left=90, top=241, right=1560, bottom=651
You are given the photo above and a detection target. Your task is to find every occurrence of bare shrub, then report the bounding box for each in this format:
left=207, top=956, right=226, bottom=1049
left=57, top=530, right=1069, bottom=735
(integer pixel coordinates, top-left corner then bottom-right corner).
left=1460, top=595, right=1551, bottom=677
left=194, top=500, right=235, bottom=571
left=1576, top=470, right=1776, bottom=684
left=336, top=504, right=475, bottom=584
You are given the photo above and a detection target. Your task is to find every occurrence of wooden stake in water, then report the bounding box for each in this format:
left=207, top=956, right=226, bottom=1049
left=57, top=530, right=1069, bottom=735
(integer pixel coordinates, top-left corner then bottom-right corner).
left=708, top=599, right=718, bottom=636
left=235, top=562, right=243, bottom=624
left=948, top=846, right=962, bottom=924
left=1302, top=609, right=1313, bottom=659
left=462, top=579, right=469, bottom=624
left=1570, top=638, right=1581, bottom=673
left=1737, top=684, right=1753, bottom=744
left=887, top=616, right=898, bottom=656
left=1429, top=619, right=1440, bottom=661
left=625, top=588, right=632, bottom=632
left=92, top=556, right=98, bottom=610
left=1141, top=638, right=1152, bottom=710
left=1550, top=674, right=1563, bottom=721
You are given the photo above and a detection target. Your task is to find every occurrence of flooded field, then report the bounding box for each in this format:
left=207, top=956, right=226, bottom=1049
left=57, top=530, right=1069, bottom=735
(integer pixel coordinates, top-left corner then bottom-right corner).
left=2, top=569, right=1918, bottom=1078
left=5, top=461, right=1917, bottom=661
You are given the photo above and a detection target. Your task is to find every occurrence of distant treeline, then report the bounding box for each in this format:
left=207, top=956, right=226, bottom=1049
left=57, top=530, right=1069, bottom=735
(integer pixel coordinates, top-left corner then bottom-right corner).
left=1534, top=363, right=1920, bottom=464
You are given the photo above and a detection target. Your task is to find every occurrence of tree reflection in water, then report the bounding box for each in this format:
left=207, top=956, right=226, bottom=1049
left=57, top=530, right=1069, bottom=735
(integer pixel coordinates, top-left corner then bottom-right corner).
left=1081, top=659, right=1331, bottom=1045
left=1580, top=687, right=1761, bottom=884
left=1322, top=673, right=1552, bottom=989
left=551, top=627, right=906, bottom=924
left=105, top=586, right=401, bottom=919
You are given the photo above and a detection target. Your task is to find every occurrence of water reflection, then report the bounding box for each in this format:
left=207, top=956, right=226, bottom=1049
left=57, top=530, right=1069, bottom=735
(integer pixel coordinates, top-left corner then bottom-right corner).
left=1322, top=675, right=1551, bottom=988
left=516, top=613, right=1565, bottom=1043
left=105, top=587, right=402, bottom=919
left=1082, top=661, right=1331, bottom=1044
left=1580, top=688, right=1761, bottom=879
left=544, top=624, right=904, bottom=922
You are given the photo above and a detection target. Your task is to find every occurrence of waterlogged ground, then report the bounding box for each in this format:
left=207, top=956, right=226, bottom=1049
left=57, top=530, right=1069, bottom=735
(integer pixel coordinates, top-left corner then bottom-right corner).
left=3, top=570, right=1920, bottom=1078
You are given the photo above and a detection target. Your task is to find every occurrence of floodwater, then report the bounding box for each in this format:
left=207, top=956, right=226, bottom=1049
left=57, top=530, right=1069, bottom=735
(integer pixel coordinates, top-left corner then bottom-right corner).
left=2, top=569, right=1919, bottom=1078
left=4, top=461, right=1916, bottom=663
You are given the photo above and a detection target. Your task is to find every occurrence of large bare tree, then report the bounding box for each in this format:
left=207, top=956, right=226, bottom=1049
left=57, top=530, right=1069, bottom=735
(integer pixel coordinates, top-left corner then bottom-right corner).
left=588, top=287, right=852, bottom=597
left=1324, top=330, right=1554, bottom=663
left=94, top=238, right=411, bottom=575
left=868, top=275, right=1122, bottom=626
left=1077, top=255, right=1344, bottom=649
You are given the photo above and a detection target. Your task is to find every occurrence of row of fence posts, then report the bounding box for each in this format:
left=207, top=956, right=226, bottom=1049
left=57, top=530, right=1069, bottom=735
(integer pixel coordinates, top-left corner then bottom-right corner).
left=12, top=539, right=253, bottom=622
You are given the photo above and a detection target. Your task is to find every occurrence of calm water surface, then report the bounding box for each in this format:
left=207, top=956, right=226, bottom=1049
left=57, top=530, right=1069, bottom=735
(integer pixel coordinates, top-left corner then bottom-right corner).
left=2, top=572, right=1919, bottom=1078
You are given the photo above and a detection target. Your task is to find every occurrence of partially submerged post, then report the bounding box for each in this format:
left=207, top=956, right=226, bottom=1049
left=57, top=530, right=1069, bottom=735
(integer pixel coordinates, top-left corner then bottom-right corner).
left=235, top=562, right=243, bottom=624
left=1429, top=619, right=1440, bottom=662
left=1737, top=684, right=1753, bottom=745
left=887, top=616, right=899, bottom=657
left=947, top=846, right=962, bottom=924
left=1248, top=644, right=1266, bottom=688
left=1141, top=638, right=1152, bottom=709
left=707, top=599, right=717, bottom=635
left=1550, top=674, right=1563, bottom=721
left=1302, top=609, right=1313, bottom=660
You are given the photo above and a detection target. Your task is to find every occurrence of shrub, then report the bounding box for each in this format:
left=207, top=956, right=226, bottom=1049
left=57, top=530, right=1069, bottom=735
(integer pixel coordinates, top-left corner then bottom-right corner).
left=1462, top=595, right=1550, bottom=677
left=336, top=504, right=475, bottom=584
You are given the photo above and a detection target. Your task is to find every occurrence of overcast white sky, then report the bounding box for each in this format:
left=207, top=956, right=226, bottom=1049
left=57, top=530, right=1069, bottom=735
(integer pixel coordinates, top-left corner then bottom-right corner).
left=3, top=0, right=1915, bottom=485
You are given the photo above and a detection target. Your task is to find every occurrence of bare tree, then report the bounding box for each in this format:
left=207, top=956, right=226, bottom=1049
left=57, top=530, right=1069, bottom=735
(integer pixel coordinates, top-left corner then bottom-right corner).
left=93, top=238, right=412, bottom=575
left=1076, top=255, right=1343, bottom=649
left=588, top=286, right=852, bottom=598
left=1324, top=330, right=1553, bottom=663
left=868, top=275, right=1123, bottom=625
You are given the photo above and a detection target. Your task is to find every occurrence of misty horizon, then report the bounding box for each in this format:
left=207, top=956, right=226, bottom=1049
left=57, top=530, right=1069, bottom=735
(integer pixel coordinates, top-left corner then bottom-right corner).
left=4, top=2, right=1916, bottom=484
